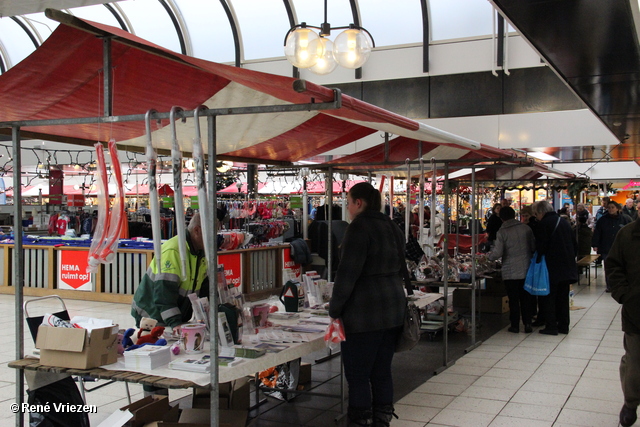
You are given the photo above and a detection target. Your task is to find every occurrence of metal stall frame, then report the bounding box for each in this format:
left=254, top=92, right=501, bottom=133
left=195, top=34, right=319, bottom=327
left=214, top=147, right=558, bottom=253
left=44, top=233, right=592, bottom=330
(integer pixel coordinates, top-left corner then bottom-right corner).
left=2, top=95, right=343, bottom=427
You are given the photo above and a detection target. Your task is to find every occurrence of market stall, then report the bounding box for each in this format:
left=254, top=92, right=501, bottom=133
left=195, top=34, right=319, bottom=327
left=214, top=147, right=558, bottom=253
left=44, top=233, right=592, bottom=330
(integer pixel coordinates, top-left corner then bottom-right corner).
left=0, top=9, right=522, bottom=425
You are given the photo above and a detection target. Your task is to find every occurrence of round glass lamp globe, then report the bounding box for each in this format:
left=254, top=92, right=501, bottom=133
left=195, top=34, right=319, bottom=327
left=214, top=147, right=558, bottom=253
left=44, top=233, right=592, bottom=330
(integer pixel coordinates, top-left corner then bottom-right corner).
left=333, top=29, right=372, bottom=69
left=308, top=38, right=338, bottom=75
left=284, top=28, right=320, bottom=69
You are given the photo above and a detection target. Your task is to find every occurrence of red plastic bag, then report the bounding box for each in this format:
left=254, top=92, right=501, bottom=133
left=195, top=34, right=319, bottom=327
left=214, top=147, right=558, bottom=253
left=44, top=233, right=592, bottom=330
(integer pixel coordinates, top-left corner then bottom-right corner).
left=324, top=318, right=346, bottom=350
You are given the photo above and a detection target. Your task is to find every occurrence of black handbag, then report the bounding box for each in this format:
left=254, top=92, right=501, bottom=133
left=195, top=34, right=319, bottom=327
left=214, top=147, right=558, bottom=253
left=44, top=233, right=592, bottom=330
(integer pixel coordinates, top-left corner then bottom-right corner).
left=387, top=218, right=422, bottom=352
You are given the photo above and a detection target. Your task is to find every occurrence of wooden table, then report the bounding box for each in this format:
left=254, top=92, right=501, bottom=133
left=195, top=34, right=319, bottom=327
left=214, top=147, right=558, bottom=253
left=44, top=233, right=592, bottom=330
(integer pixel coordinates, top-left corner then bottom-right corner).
left=577, top=254, right=600, bottom=286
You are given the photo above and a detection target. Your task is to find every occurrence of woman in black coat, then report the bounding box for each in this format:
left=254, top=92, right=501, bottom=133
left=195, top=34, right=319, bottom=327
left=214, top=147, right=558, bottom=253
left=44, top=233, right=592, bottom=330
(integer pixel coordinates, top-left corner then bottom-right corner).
left=329, top=182, right=406, bottom=426
left=485, top=203, right=503, bottom=246
left=534, top=201, right=578, bottom=335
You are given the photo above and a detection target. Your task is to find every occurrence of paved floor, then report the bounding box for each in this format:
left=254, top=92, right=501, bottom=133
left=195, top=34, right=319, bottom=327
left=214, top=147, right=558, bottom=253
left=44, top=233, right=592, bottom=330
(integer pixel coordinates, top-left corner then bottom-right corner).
left=0, top=267, right=627, bottom=426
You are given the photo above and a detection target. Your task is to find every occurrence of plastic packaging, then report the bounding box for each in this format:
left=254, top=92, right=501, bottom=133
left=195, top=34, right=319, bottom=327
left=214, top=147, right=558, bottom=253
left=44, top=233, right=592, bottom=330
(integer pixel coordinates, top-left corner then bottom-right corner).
left=86, top=143, right=109, bottom=273
left=324, top=318, right=346, bottom=351
left=41, top=313, right=75, bottom=328
left=98, top=139, right=125, bottom=263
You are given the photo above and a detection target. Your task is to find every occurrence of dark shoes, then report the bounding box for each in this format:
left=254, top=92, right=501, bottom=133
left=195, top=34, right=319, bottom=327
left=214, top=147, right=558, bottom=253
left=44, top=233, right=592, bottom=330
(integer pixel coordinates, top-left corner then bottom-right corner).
left=559, top=328, right=569, bottom=334
left=620, top=404, right=637, bottom=427
left=532, top=319, right=545, bottom=327
left=524, top=324, right=533, bottom=333
left=539, top=328, right=558, bottom=335
left=508, top=326, right=519, bottom=333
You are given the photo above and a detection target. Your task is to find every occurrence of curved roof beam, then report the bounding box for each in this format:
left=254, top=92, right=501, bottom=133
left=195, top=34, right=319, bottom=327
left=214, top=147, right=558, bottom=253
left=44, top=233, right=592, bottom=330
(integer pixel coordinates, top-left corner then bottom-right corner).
left=165, top=0, right=193, bottom=56
left=103, top=3, right=129, bottom=32
left=157, top=0, right=187, bottom=55
left=222, top=0, right=243, bottom=67
left=349, top=0, right=363, bottom=79
left=0, top=40, right=7, bottom=73
left=282, top=0, right=299, bottom=78
left=420, top=0, right=429, bottom=73
left=10, top=16, right=39, bottom=49
left=110, top=2, right=135, bottom=35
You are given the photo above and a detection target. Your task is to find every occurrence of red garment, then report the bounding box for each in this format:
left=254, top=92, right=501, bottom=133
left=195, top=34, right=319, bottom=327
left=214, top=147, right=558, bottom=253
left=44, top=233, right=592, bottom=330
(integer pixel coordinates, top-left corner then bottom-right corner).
left=48, top=213, right=58, bottom=235
left=56, top=218, right=68, bottom=236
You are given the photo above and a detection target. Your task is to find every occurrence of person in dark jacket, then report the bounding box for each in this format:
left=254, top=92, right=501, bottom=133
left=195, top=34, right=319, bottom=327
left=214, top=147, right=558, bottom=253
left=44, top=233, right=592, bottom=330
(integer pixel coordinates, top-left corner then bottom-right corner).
left=485, top=203, right=503, bottom=244
left=533, top=201, right=578, bottom=335
left=329, top=182, right=406, bottom=427
left=575, top=212, right=593, bottom=259
left=592, top=201, right=632, bottom=291
left=606, top=219, right=640, bottom=427
left=622, top=198, right=638, bottom=222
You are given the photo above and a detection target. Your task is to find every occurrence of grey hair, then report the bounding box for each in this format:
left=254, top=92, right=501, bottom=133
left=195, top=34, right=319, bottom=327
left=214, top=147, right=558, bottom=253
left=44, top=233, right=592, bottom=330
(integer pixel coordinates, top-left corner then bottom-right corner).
left=534, top=200, right=554, bottom=215
left=187, top=212, right=201, bottom=232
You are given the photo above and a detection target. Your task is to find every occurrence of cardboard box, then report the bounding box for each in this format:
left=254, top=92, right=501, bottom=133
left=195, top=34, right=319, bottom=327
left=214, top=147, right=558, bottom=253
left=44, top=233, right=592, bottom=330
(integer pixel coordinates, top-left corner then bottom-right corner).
left=120, top=395, right=171, bottom=427
left=193, top=377, right=250, bottom=411
left=483, top=277, right=506, bottom=294
left=178, top=408, right=248, bottom=427
left=141, top=405, right=180, bottom=427
left=299, top=362, right=312, bottom=385
left=480, top=294, right=510, bottom=314
left=453, top=289, right=509, bottom=314
left=36, top=324, right=118, bottom=369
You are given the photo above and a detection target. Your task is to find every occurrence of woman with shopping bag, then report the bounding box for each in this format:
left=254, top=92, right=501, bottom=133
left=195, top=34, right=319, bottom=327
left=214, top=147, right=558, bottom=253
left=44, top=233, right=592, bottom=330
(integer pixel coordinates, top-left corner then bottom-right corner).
left=533, top=201, right=578, bottom=335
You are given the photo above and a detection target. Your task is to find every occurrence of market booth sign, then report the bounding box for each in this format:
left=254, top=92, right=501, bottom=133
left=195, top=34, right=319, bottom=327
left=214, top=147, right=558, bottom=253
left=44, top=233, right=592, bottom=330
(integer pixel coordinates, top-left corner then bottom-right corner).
left=58, top=250, right=93, bottom=291
left=218, top=253, right=242, bottom=288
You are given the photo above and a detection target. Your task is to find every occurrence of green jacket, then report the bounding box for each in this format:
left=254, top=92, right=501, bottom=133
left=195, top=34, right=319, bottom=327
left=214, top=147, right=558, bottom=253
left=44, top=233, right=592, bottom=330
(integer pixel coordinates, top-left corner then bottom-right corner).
left=131, top=231, right=207, bottom=327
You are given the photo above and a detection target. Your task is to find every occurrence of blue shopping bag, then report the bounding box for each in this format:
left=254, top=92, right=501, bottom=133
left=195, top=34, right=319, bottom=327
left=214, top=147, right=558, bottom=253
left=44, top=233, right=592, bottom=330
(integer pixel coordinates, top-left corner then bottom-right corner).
left=524, top=252, right=550, bottom=296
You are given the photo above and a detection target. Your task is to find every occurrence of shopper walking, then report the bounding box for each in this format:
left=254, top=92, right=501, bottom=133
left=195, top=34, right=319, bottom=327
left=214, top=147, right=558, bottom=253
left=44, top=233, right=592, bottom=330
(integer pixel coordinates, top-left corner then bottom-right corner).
left=488, top=206, right=536, bottom=333
left=622, top=198, right=638, bottom=221
left=592, top=201, right=632, bottom=292
left=533, top=201, right=578, bottom=335
left=606, top=218, right=640, bottom=427
left=329, top=182, right=406, bottom=426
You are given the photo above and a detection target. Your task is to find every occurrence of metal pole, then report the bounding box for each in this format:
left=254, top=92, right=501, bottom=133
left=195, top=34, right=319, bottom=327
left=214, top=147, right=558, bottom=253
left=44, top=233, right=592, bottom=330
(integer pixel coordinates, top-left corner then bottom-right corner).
left=418, top=159, right=425, bottom=246
left=327, top=167, right=333, bottom=282
left=435, top=162, right=453, bottom=374
left=455, top=189, right=460, bottom=256
left=465, top=166, right=482, bottom=353
left=302, top=176, right=308, bottom=240
left=102, top=38, right=112, bottom=117
left=430, top=158, right=436, bottom=251
left=405, top=160, right=411, bottom=242
left=207, top=115, right=220, bottom=427
left=13, top=126, right=24, bottom=427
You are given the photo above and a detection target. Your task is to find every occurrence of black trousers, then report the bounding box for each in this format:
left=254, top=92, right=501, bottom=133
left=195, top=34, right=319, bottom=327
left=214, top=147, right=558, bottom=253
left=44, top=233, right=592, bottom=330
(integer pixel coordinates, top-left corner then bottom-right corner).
left=504, top=279, right=532, bottom=328
left=540, top=280, right=572, bottom=332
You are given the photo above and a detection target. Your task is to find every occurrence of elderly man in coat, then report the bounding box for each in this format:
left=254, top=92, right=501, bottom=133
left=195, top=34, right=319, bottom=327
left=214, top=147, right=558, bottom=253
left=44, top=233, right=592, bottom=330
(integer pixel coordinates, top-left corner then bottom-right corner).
left=607, top=218, right=640, bottom=427
left=488, top=206, right=536, bottom=333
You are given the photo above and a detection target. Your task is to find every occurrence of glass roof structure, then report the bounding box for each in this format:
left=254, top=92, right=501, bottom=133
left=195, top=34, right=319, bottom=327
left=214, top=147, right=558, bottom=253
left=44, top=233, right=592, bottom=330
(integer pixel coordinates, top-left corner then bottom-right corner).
left=0, top=0, right=503, bottom=73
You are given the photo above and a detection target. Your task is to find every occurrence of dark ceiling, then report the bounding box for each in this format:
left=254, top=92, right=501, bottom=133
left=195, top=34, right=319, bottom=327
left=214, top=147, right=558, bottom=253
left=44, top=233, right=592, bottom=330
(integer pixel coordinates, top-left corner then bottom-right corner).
left=492, top=0, right=640, bottom=163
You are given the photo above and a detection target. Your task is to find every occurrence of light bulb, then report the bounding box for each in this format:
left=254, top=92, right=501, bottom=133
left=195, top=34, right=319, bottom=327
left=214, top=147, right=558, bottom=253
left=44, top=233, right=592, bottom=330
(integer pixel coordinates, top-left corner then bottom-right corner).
left=284, top=28, right=320, bottom=69
left=333, top=28, right=372, bottom=69
left=308, top=38, right=338, bottom=75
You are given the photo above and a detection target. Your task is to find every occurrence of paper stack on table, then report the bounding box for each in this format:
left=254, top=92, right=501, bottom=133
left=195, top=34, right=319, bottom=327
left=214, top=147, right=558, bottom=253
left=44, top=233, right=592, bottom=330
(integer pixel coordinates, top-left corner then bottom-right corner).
left=124, top=345, right=171, bottom=370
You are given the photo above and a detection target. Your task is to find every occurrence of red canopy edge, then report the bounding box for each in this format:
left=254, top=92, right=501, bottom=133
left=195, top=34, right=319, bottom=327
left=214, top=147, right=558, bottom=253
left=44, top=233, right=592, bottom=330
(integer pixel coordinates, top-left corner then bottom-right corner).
left=0, top=9, right=493, bottom=165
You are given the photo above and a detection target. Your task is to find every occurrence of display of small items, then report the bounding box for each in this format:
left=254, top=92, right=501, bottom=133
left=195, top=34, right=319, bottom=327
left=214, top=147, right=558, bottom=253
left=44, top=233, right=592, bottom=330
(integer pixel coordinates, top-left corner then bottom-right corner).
left=408, top=253, right=496, bottom=283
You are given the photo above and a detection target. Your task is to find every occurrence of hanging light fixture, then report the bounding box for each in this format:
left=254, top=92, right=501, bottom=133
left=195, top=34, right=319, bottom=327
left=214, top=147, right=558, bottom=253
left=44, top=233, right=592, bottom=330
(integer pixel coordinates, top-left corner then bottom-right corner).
left=284, top=0, right=374, bottom=74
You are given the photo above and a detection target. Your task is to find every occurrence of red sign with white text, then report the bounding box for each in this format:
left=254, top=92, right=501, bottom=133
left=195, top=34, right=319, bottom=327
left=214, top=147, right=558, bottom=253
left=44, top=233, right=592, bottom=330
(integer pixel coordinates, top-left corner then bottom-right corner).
left=218, top=253, right=242, bottom=288
left=282, top=247, right=301, bottom=280
left=58, top=250, right=93, bottom=291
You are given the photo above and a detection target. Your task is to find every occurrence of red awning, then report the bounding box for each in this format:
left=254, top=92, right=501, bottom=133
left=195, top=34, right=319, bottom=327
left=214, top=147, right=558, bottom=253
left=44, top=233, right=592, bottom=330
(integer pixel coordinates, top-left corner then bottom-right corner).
left=326, top=136, right=574, bottom=180
left=0, top=10, right=490, bottom=165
